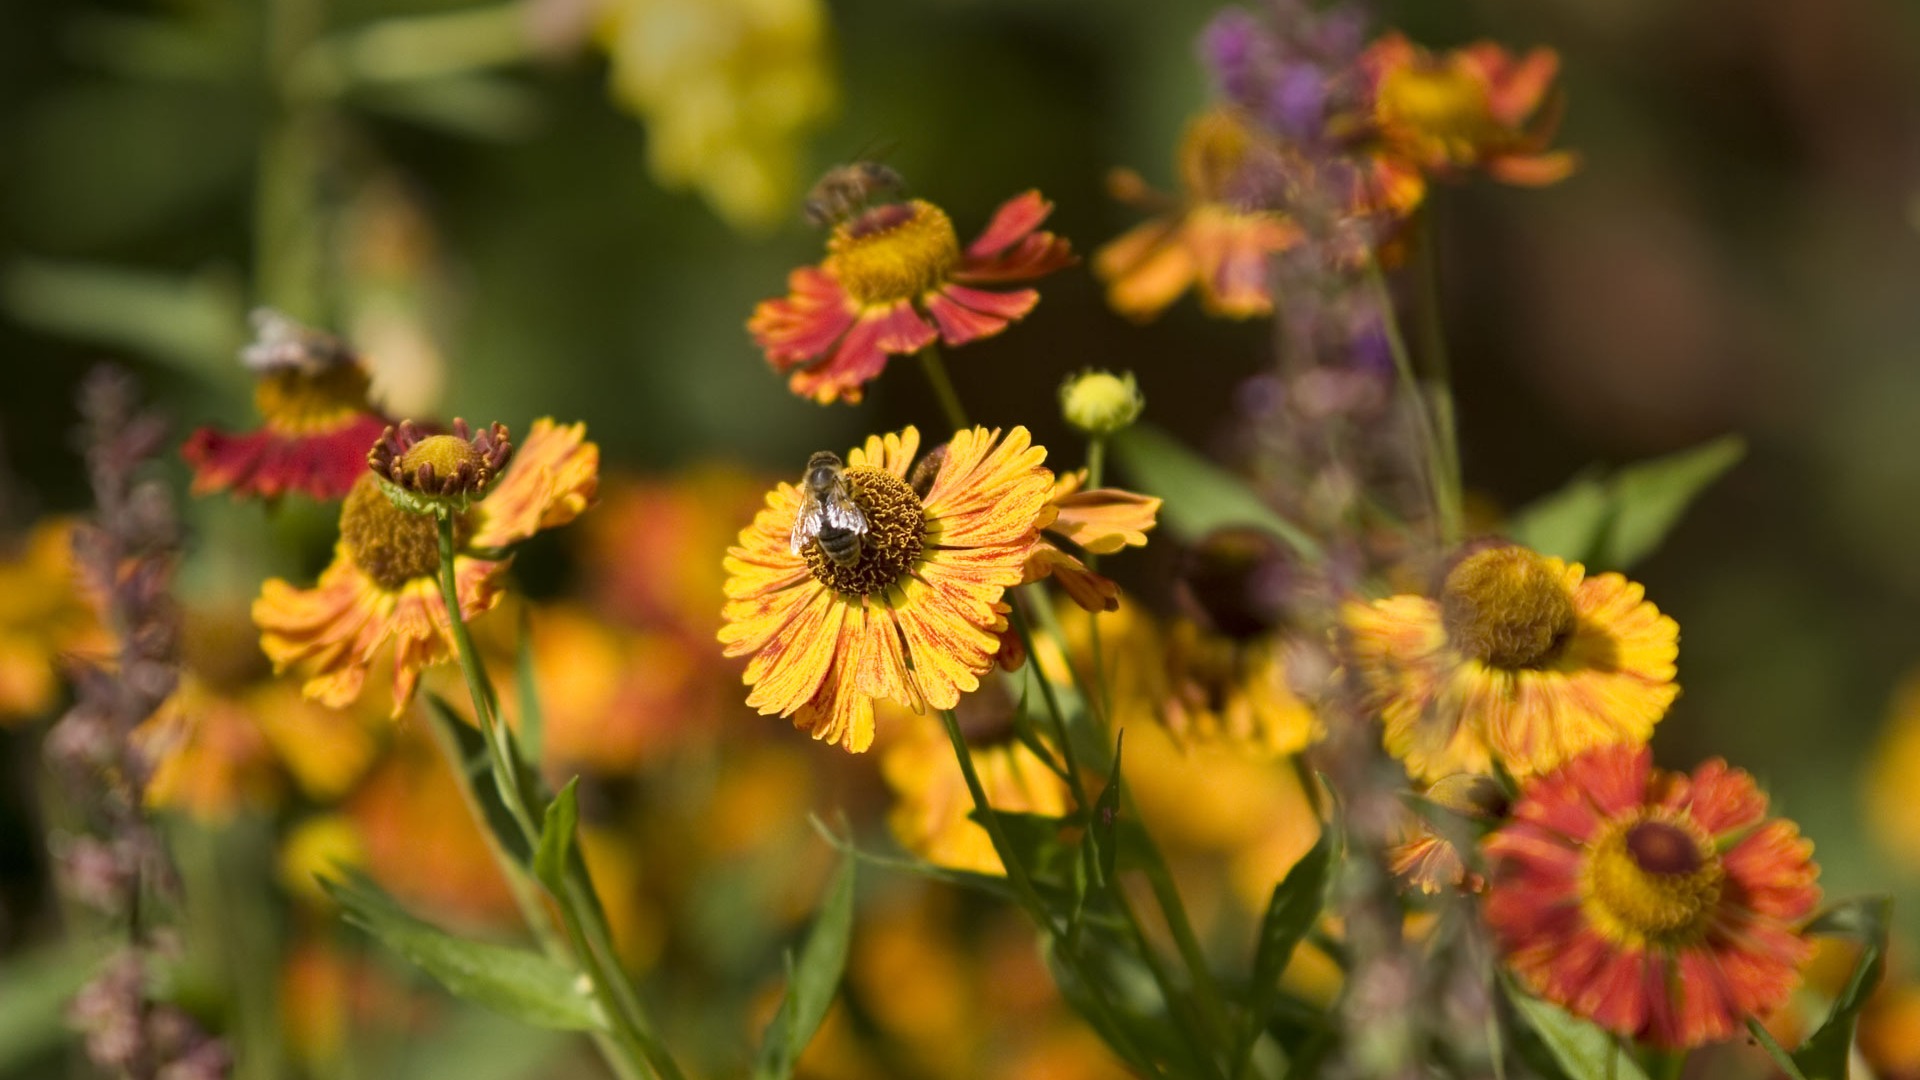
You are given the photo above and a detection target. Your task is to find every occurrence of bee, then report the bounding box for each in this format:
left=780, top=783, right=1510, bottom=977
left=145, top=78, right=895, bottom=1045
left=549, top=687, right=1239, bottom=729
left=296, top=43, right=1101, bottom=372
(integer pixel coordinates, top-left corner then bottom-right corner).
left=239, top=307, right=354, bottom=374
left=790, top=451, right=869, bottom=567
left=803, top=161, right=905, bottom=228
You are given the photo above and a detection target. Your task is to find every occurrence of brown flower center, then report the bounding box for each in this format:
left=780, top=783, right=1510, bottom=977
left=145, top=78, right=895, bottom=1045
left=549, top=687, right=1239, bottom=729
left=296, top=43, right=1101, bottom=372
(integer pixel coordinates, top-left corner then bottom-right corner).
left=826, top=200, right=961, bottom=306
left=1439, top=546, right=1576, bottom=669
left=1580, top=816, right=1724, bottom=946
left=339, top=475, right=456, bottom=590
left=255, top=364, right=374, bottom=435
left=802, top=466, right=925, bottom=597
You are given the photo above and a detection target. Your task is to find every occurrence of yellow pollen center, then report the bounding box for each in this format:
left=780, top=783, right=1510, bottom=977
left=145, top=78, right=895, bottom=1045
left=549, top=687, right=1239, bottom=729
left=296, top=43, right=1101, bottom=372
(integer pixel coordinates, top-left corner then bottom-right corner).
left=1580, top=816, right=1724, bottom=947
left=802, top=466, right=925, bottom=597
left=1439, top=546, right=1577, bottom=669
left=399, top=435, right=484, bottom=480
left=1377, top=63, right=1496, bottom=158
left=826, top=200, right=961, bottom=306
left=338, top=475, right=457, bottom=590
left=254, top=364, right=373, bottom=435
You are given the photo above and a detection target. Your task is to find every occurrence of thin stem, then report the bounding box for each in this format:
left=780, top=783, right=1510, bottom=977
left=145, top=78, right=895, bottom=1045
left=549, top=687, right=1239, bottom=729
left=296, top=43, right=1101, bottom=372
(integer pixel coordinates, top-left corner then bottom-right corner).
left=1364, top=259, right=1462, bottom=547
left=918, top=345, right=971, bottom=431
left=1412, top=216, right=1463, bottom=540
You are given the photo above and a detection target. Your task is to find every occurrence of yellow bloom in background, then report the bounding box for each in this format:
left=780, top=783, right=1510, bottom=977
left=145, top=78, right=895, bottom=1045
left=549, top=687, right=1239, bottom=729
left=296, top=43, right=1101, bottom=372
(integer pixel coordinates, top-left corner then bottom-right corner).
left=523, top=603, right=710, bottom=776
left=879, top=676, right=1070, bottom=877
left=278, top=814, right=368, bottom=905
left=598, top=0, right=836, bottom=231
left=254, top=418, right=599, bottom=716
left=1865, top=672, right=1920, bottom=871
left=1344, top=543, right=1678, bottom=784
left=0, top=517, right=107, bottom=723
left=720, top=426, right=1053, bottom=752
left=134, top=675, right=284, bottom=822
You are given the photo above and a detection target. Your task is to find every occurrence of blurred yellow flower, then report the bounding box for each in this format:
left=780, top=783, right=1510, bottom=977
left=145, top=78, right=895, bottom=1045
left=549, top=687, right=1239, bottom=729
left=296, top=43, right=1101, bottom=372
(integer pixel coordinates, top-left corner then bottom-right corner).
left=278, top=814, right=368, bottom=904
left=1866, top=672, right=1920, bottom=871
left=598, top=0, right=837, bottom=231
left=0, top=517, right=107, bottom=723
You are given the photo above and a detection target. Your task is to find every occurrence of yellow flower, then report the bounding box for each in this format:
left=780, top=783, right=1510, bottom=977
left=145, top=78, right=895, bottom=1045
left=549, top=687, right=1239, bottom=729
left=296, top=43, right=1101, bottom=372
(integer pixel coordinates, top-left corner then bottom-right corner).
left=1865, top=672, right=1920, bottom=871
left=879, top=677, right=1070, bottom=876
left=1024, top=467, right=1161, bottom=614
left=1343, top=543, right=1678, bottom=784
left=597, top=0, right=837, bottom=231
left=133, top=674, right=284, bottom=821
left=254, top=418, right=599, bottom=716
left=0, top=517, right=107, bottom=723
left=720, top=426, right=1053, bottom=752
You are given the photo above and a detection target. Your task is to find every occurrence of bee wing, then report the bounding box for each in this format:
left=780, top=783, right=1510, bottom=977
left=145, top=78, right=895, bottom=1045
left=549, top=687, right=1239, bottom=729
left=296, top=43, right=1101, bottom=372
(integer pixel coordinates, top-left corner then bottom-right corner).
left=825, top=499, right=867, bottom=535
left=790, top=500, right=824, bottom=554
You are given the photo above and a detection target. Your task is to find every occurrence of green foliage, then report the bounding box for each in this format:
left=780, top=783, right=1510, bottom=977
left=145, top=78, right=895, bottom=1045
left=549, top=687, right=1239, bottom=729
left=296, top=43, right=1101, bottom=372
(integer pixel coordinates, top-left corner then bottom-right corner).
left=514, top=619, right=545, bottom=766
left=0, top=941, right=101, bottom=1073
left=1110, top=424, right=1319, bottom=558
left=424, top=692, right=533, bottom=866
left=533, top=777, right=580, bottom=895
left=1233, top=831, right=1334, bottom=1072
left=1507, top=437, right=1745, bottom=569
left=318, top=872, right=605, bottom=1033
left=1793, top=896, right=1893, bottom=1080
left=1504, top=985, right=1651, bottom=1080
left=752, top=857, right=857, bottom=1080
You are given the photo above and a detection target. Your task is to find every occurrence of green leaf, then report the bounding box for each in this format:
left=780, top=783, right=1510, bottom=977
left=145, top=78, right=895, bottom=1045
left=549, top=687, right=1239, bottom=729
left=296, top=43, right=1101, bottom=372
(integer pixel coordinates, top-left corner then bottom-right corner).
left=2, top=259, right=246, bottom=375
left=320, top=873, right=604, bottom=1032
left=1090, top=732, right=1126, bottom=888
left=1507, top=437, right=1744, bottom=570
left=1110, top=424, right=1319, bottom=557
left=533, top=777, right=579, bottom=893
left=0, top=940, right=104, bottom=1071
left=1505, top=982, right=1650, bottom=1080
left=752, top=857, right=857, bottom=1080
left=1794, top=896, right=1893, bottom=1080
left=423, top=692, right=533, bottom=866
left=1233, top=831, right=1332, bottom=1070
left=514, top=615, right=544, bottom=766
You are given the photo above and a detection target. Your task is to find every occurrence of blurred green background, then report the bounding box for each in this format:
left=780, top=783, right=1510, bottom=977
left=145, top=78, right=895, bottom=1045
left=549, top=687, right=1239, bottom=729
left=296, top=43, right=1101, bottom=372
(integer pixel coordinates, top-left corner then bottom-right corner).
left=3, top=0, right=1920, bottom=1018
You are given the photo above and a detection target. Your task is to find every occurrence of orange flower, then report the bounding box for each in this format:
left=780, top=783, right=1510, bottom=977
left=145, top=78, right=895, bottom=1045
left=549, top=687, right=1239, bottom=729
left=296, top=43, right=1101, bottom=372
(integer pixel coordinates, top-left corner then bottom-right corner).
left=1094, top=108, right=1303, bottom=322
left=1388, top=773, right=1508, bottom=896
left=133, top=675, right=284, bottom=821
left=748, top=192, right=1075, bottom=404
left=1344, top=544, right=1678, bottom=784
left=1484, top=745, right=1820, bottom=1049
left=1023, top=467, right=1161, bottom=614
left=0, top=517, right=107, bottom=723
left=721, top=426, right=1052, bottom=752
left=254, top=418, right=598, bottom=716
left=183, top=312, right=391, bottom=501
left=1360, top=32, right=1576, bottom=199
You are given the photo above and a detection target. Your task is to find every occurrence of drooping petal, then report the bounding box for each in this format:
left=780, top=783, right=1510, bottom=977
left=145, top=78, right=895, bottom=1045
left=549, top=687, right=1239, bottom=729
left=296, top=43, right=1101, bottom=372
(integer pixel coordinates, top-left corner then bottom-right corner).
left=955, top=190, right=1077, bottom=282
left=468, top=419, right=600, bottom=549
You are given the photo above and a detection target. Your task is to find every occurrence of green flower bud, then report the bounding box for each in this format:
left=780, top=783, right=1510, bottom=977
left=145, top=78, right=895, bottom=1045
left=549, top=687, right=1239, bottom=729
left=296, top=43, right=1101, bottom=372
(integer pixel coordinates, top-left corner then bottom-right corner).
left=1059, top=370, right=1144, bottom=437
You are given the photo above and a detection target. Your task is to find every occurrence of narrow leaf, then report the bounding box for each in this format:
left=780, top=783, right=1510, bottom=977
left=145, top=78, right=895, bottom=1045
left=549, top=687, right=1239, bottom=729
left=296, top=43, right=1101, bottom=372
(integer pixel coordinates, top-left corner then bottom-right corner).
left=514, top=615, right=544, bottom=766
left=1506, top=983, right=1650, bottom=1080
left=1110, top=425, right=1318, bottom=557
left=424, top=692, right=532, bottom=865
left=320, top=873, right=603, bottom=1032
left=752, top=857, right=857, bottom=1080
left=1233, top=831, right=1332, bottom=1072
left=1794, top=896, right=1893, bottom=1080
left=1506, top=474, right=1609, bottom=563
left=1091, top=731, right=1126, bottom=887
left=533, top=777, right=580, bottom=893
left=1598, top=435, right=1744, bottom=568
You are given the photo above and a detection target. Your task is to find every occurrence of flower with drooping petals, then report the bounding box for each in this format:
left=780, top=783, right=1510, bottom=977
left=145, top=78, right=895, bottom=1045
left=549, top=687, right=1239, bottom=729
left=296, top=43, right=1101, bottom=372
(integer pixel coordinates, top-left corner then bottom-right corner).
left=720, top=426, right=1053, bottom=752
left=1359, top=32, right=1577, bottom=205
left=1389, top=772, right=1508, bottom=896
left=1095, top=108, right=1303, bottom=322
left=253, top=418, right=598, bottom=716
left=748, top=191, right=1076, bottom=404
left=183, top=310, right=392, bottom=501
left=1023, top=466, right=1161, bottom=614
left=1484, top=745, right=1820, bottom=1049
left=1344, top=543, right=1678, bottom=784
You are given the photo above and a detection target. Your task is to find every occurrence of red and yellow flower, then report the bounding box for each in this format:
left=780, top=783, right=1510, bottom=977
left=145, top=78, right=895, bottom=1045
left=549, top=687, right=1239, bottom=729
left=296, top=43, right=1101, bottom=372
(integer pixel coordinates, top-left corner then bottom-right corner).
left=1360, top=33, right=1577, bottom=205
left=184, top=317, right=391, bottom=501
left=720, top=426, right=1053, bottom=752
left=1484, top=745, right=1820, bottom=1049
left=748, top=192, right=1075, bottom=404
left=254, top=418, right=599, bottom=716
left=1343, top=543, right=1678, bottom=784
left=1094, top=108, right=1303, bottom=322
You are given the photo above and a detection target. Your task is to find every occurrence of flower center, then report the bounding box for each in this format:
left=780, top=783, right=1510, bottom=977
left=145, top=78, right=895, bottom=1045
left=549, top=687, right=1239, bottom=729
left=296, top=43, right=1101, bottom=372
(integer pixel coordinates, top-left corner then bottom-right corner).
left=1178, top=527, right=1294, bottom=642
left=826, top=200, right=961, bottom=307
left=802, top=466, right=925, bottom=597
left=1580, top=816, right=1724, bottom=946
left=1377, top=62, right=1497, bottom=159
left=338, top=475, right=449, bottom=590
left=399, top=435, right=482, bottom=480
left=1179, top=109, right=1257, bottom=204
left=1439, top=546, right=1576, bottom=669
left=254, top=364, right=374, bottom=436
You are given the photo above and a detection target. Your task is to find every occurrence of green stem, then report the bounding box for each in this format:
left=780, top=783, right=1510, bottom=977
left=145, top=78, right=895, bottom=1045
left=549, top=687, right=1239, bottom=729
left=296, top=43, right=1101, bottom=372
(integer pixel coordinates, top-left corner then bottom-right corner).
left=918, top=345, right=971, bottom=431
left=1085, top=436, right=1106, bottom=492
left=1412, top=216, right=1463, bottom=541
left=432, top=514, right=680, bottom=1080
left=1364, top=258, right=1462, bottom=547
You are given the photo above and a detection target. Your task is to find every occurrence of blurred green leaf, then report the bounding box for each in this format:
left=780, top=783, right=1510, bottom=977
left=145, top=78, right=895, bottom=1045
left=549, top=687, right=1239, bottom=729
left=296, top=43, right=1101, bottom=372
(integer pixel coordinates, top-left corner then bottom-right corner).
left=1507, top=437, right=1744, bottom=570
left=533, top=777, right=579, bottom=894
left=1235, top=830, right=1332, bottom=1069
left=514, top=617, right=544, bottom=767
left=0, top=940, right=102, bottom=1071
left=1110, top=425, right=1319, bottom=557
left=393, top=1004, right=573, bottom=1080
left=1090, top=732, right=1125, bottom=888
left=320, top=872, right=604, bottom=1032
left=752, top=857, right=856, bottom=1080
left=2, top=259, right=245, bottom=375
left=1794, top=896, right=1892, bottom=1080
left=349, top=74, right=543, bottom=142
left=1505, top=983, right=1649, bottom=1080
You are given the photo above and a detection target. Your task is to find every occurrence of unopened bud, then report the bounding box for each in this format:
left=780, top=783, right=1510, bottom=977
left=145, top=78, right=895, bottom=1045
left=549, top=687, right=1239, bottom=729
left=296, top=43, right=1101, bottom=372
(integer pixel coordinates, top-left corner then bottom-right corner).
left=1059, top=370, right=1143, bottom=437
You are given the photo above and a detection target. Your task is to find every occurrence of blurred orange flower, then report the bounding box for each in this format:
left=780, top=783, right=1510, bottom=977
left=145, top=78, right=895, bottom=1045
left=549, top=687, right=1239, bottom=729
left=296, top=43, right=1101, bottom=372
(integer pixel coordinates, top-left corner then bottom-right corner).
left=0, top=517, right=107, bottom=723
